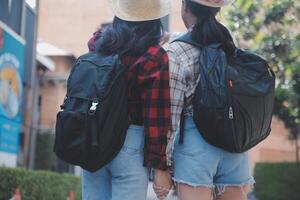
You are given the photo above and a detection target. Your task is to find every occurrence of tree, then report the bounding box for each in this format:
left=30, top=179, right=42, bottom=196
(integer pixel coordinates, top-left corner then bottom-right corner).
left=224, top=0, right=300, bottom=162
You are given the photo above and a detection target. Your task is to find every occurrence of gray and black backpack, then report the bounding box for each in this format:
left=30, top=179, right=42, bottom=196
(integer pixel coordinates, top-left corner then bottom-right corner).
left=174, top=34, right=275, bottom=153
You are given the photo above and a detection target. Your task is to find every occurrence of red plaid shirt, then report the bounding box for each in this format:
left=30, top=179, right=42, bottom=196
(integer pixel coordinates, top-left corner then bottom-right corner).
left=88, top=31, right=171, bottom=170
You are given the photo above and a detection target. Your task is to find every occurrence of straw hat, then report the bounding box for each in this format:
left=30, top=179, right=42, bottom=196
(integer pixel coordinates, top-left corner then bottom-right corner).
left=110, top=0, right=171, bottom=21
left=191, top=0, right=234, bottom=7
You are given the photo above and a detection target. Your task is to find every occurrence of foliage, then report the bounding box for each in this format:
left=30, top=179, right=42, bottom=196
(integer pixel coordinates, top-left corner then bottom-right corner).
left=0, top=167, right=81, bottom=200
left=224, top=0, right=300, bottom=142
left=254, top=162, right=300, bottom=200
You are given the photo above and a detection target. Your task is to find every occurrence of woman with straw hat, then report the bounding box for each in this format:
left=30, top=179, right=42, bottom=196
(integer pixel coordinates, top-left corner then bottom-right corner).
left=82, top=0, right=172, bottom=200
left=166, top=0, right=255, bottom=199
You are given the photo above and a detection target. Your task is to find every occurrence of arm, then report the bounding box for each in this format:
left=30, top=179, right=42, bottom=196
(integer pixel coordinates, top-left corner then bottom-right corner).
left=165, top=44, right=186, bottom=166
left=153, top=44, right=187, bottom=200
left=139, top=47, right=171, bottom=170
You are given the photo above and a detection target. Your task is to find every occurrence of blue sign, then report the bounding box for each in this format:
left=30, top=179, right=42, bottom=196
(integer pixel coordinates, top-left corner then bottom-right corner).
left=0, top=21, right=25, bottom=154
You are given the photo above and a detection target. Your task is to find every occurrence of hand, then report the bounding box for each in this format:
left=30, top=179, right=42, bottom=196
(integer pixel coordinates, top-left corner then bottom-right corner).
left=153, top=169, right=172, bottom=200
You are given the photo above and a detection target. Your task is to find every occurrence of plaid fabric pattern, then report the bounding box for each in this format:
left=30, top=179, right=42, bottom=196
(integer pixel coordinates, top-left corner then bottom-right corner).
left=166, top=40, right=201, bottom=164
left=88, top=31, right=171, bottom=170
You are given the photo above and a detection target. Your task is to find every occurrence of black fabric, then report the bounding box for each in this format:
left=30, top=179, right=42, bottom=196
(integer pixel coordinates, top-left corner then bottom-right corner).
left=179, top=96, right=187, bottom=144
left=173, top=34, right=275, bottom=153
left=54, top=52, right=129, bottom=172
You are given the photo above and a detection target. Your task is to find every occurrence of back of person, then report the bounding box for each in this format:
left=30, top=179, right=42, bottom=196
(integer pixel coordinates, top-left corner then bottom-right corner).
left=81, top=0, right=173, bottom=200
left=166, top=1, right=255, bottom=200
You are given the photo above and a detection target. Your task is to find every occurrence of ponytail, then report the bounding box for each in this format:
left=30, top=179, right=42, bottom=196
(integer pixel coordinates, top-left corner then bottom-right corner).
left=185, top=0, right=236, bottom=55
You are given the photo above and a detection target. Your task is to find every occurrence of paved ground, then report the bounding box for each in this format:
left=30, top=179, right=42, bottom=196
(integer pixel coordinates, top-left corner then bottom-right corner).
left=147, top=183, right=257, bottom=200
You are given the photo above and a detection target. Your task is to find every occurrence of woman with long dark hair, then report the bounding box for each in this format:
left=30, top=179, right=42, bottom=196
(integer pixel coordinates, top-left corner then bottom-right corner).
left=166, top=0, right=255, bottom=200
left=82, top=0, right=172, bottom=199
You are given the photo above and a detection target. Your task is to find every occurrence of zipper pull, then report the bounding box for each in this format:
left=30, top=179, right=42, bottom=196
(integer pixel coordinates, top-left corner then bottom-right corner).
left=229, top=80, right=233, bottom=88
left=229, top=106, right=234, bottom=119
left=89, top=100, right=99, bottom=115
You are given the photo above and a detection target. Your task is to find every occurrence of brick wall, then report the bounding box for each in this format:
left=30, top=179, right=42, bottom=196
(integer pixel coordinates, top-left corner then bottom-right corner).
left=39, top=56, right=72, bottom=129
left=38, top=0, right=113, bottom=57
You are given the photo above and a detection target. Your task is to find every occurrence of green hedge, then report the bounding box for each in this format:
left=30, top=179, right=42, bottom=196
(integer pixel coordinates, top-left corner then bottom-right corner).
left=254, top=162, right=300, bottom=200
left=0, top=167, right=81, bottom=200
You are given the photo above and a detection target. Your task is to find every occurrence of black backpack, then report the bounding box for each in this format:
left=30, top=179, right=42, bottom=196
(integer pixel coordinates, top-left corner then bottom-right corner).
left=54, top=52, right=129, bottom=172
left=174, top=34, right=275, bottom=153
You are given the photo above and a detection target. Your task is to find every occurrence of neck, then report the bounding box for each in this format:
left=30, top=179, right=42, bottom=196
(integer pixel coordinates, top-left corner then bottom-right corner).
left=185, top=16, right=197, bottom=30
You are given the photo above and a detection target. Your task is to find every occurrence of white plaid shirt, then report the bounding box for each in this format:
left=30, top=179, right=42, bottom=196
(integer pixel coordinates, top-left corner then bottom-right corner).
left=165, top=29, right=238, bottom=166
left=166, top=37, right=202, bottom=166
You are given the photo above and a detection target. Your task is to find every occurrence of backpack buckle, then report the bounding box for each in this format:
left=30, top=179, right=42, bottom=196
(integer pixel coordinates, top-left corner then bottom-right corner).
left=89, top=101, right=98, bottom=115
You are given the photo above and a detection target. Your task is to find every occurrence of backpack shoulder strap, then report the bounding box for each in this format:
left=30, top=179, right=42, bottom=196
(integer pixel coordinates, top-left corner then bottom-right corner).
left=171, top=33, right=204, bottom=49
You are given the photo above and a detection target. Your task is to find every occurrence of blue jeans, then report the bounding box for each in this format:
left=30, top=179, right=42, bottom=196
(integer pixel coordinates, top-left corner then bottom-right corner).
left=82, top=125, right=149, bottom=200
left=173, top=117, right=255, bottom=189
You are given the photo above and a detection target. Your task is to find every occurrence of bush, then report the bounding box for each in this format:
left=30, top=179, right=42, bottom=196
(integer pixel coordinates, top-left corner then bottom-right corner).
left=254, top=162, right=300, bottom=200
left=0, top=167, right=81, bottom=200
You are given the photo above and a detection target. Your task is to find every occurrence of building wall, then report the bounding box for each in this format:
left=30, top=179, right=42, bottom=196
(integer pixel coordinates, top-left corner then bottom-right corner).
left=38, top=0, right=113, bottom=57
left=170, top=1, right=186, bottom=32
left=37, top=1, right=299, bottom=166
left=38, top=0, right=187, bottom=57
left=39, top=56, right=72, bottom=129
left=249, top=117, right=299, bottom=171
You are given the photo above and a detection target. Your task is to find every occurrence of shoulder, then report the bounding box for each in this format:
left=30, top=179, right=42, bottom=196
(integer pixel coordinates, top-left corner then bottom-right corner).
left=167, top=41, right=199, bottom=59
left=142, top=45, right=169, bottom=66
left=167, top=41, right=188, bottom=55
left=87, top=28, right=104, bottom=52
left=132, top=45, right=169, bottom=73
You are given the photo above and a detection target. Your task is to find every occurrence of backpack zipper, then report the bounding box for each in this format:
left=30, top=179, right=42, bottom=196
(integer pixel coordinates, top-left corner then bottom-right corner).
left=229, top=106, right=234, bottom=119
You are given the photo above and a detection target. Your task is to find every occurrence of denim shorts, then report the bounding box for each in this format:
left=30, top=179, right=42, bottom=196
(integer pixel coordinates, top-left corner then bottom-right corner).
left=173, top=116, right=255, bottom=190
left=82, top=125, right=149, bottom=200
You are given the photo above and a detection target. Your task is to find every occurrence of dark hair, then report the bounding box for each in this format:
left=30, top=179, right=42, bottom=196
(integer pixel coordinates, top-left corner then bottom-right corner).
left=185, top=0, right=236, bottom=55
left=97, top=17, right=163, bottom=56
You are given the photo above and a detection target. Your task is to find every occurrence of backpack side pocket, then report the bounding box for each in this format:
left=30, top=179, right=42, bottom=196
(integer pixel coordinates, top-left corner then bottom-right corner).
left=54, top=97, right=89, bottom=165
